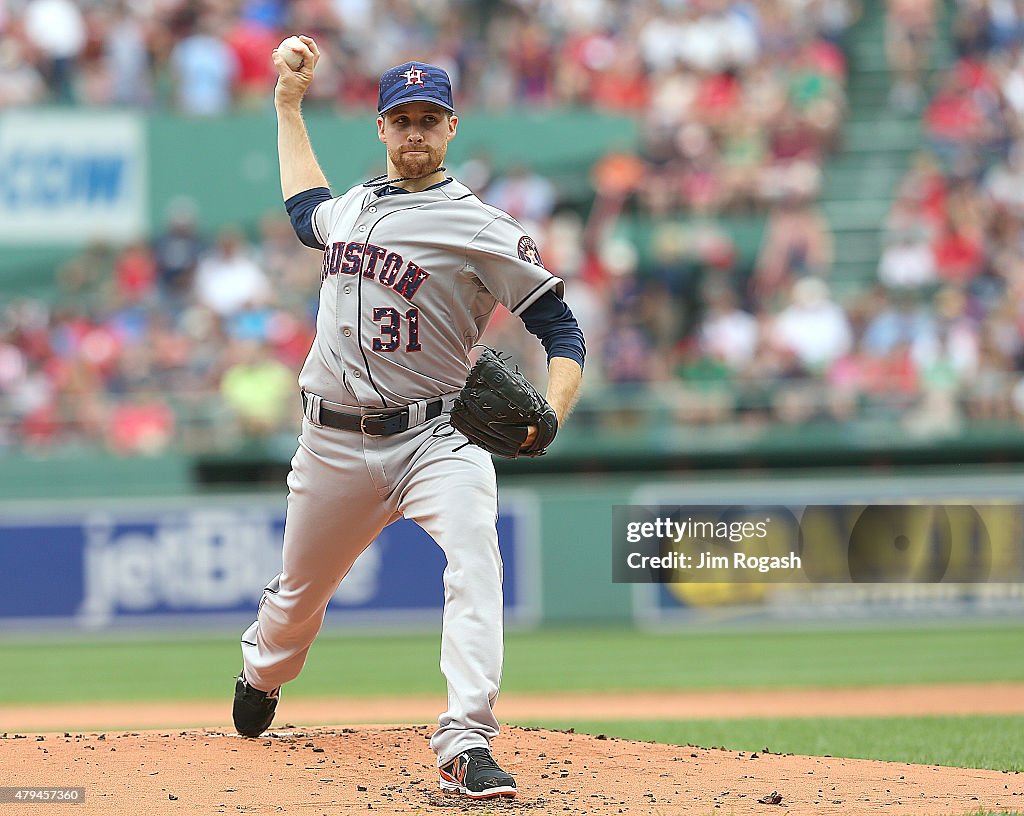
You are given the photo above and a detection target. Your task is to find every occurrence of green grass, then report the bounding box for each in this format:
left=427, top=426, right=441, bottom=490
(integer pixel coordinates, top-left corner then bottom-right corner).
left=0, top=624, right=1022, bottom=705
left=516, top=715, right=1024, bottom=773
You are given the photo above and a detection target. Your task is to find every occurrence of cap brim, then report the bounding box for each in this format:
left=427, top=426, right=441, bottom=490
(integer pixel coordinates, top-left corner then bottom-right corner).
left=378, top=95, right=455, bottom=115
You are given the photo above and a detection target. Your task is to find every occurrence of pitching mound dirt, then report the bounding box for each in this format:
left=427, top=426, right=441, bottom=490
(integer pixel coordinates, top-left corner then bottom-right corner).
left=3, top=725, right=1020, bottom=816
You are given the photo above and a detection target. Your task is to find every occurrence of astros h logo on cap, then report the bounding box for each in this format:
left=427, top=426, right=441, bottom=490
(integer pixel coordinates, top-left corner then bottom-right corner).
left=378, top=61, right=455, bottom=115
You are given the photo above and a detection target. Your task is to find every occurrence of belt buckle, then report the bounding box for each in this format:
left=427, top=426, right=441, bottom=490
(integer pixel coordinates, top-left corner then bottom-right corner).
left=360, top=413, right=385, bottom=437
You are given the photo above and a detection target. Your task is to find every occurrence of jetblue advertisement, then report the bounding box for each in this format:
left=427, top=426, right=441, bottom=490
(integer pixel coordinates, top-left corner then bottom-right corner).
left=0, top=494, right=539, bottom=630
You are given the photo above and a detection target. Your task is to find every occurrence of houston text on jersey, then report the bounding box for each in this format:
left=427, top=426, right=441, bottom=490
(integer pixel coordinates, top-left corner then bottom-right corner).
left=320, top=240, right=431, bottom=301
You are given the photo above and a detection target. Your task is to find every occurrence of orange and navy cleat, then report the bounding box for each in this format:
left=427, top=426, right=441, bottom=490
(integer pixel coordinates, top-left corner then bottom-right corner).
left=439, top=747, right=516, bottom=799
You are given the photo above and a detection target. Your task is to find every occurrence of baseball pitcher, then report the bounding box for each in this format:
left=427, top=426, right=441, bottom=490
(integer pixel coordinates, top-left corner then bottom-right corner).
left=232, top=36, right=586, bottom=800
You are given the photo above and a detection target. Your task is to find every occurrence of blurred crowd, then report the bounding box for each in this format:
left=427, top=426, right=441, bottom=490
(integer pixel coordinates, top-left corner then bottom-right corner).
left=865, top=0, right=1024, bottom=432
left=0, top=0, right=850, bottom=114
left=0, top=205, right=321, bottom=454
left=566, top=0, right=1024, bottom=439
left=8, top=0, right=1024, bottom=455
left=0, top=0, right=852, bottom=217
left=0, top=0, right=866, bottom=454
left=494, top=0, right=1024, bottom=440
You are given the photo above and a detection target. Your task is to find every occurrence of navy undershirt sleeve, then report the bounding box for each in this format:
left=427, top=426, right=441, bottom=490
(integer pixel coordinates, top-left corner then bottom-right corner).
left=284, top=186, right=332, bottom=250
left=519, top=290, right=586, bottom=369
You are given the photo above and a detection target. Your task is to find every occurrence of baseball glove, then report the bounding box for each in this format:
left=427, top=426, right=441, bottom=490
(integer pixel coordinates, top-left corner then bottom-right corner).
left=449, top=348, right=558, bottom=459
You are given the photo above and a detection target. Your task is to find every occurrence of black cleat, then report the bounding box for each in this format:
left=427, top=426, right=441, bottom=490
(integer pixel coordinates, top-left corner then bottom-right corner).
left=232, top=673, right=280, bottom=737
left=439, top=747, right=516, bottom=799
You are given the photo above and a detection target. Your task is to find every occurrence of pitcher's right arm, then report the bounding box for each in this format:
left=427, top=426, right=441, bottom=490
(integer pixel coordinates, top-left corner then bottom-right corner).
left=273, top=37, right=333, bottom=250
left=273, top=36, right=329, bottom=200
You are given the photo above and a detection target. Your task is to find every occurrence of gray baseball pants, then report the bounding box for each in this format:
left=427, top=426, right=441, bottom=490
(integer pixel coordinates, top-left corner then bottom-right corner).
left=240, top=409, right=503, bottom=765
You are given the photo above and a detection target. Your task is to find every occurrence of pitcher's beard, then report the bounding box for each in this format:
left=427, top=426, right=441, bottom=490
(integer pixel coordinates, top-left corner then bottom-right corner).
left=390, top=145, right=445, bottom=179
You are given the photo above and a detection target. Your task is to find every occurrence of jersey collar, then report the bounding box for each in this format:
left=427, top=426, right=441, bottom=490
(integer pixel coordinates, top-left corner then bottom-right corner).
left=374, top=178, right=454, bottom=197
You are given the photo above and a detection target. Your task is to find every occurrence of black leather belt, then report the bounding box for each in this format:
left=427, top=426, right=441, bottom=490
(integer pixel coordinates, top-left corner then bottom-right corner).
left=302, top=392, right=444, bottom=436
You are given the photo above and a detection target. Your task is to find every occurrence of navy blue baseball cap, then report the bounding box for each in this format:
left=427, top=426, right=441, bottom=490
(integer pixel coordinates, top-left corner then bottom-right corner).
left=377, top=61, right=455, bottom=116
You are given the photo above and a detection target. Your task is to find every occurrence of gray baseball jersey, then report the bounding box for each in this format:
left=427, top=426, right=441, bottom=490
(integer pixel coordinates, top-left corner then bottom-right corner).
left=300, top=177, right=563, bottom=407
left=240, top=175, right=564, bottom=769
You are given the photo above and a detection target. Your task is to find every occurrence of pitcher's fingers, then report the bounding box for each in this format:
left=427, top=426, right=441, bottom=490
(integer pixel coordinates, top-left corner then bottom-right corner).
left=298, top=35, right=320, bottom=60
left=271, top=49, right=292, bottom=77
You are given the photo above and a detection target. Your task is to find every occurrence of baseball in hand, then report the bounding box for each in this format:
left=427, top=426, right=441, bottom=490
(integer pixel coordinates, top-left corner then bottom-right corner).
left=277, top=36, right=306, bottom=70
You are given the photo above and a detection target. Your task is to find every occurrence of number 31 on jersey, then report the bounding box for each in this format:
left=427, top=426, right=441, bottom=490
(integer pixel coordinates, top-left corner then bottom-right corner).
left=372, top=307, right=421, bottom=352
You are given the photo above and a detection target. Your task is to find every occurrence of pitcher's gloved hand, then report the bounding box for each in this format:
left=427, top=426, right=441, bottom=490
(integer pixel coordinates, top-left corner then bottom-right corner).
left=449, top=348, right=558, bottom=458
